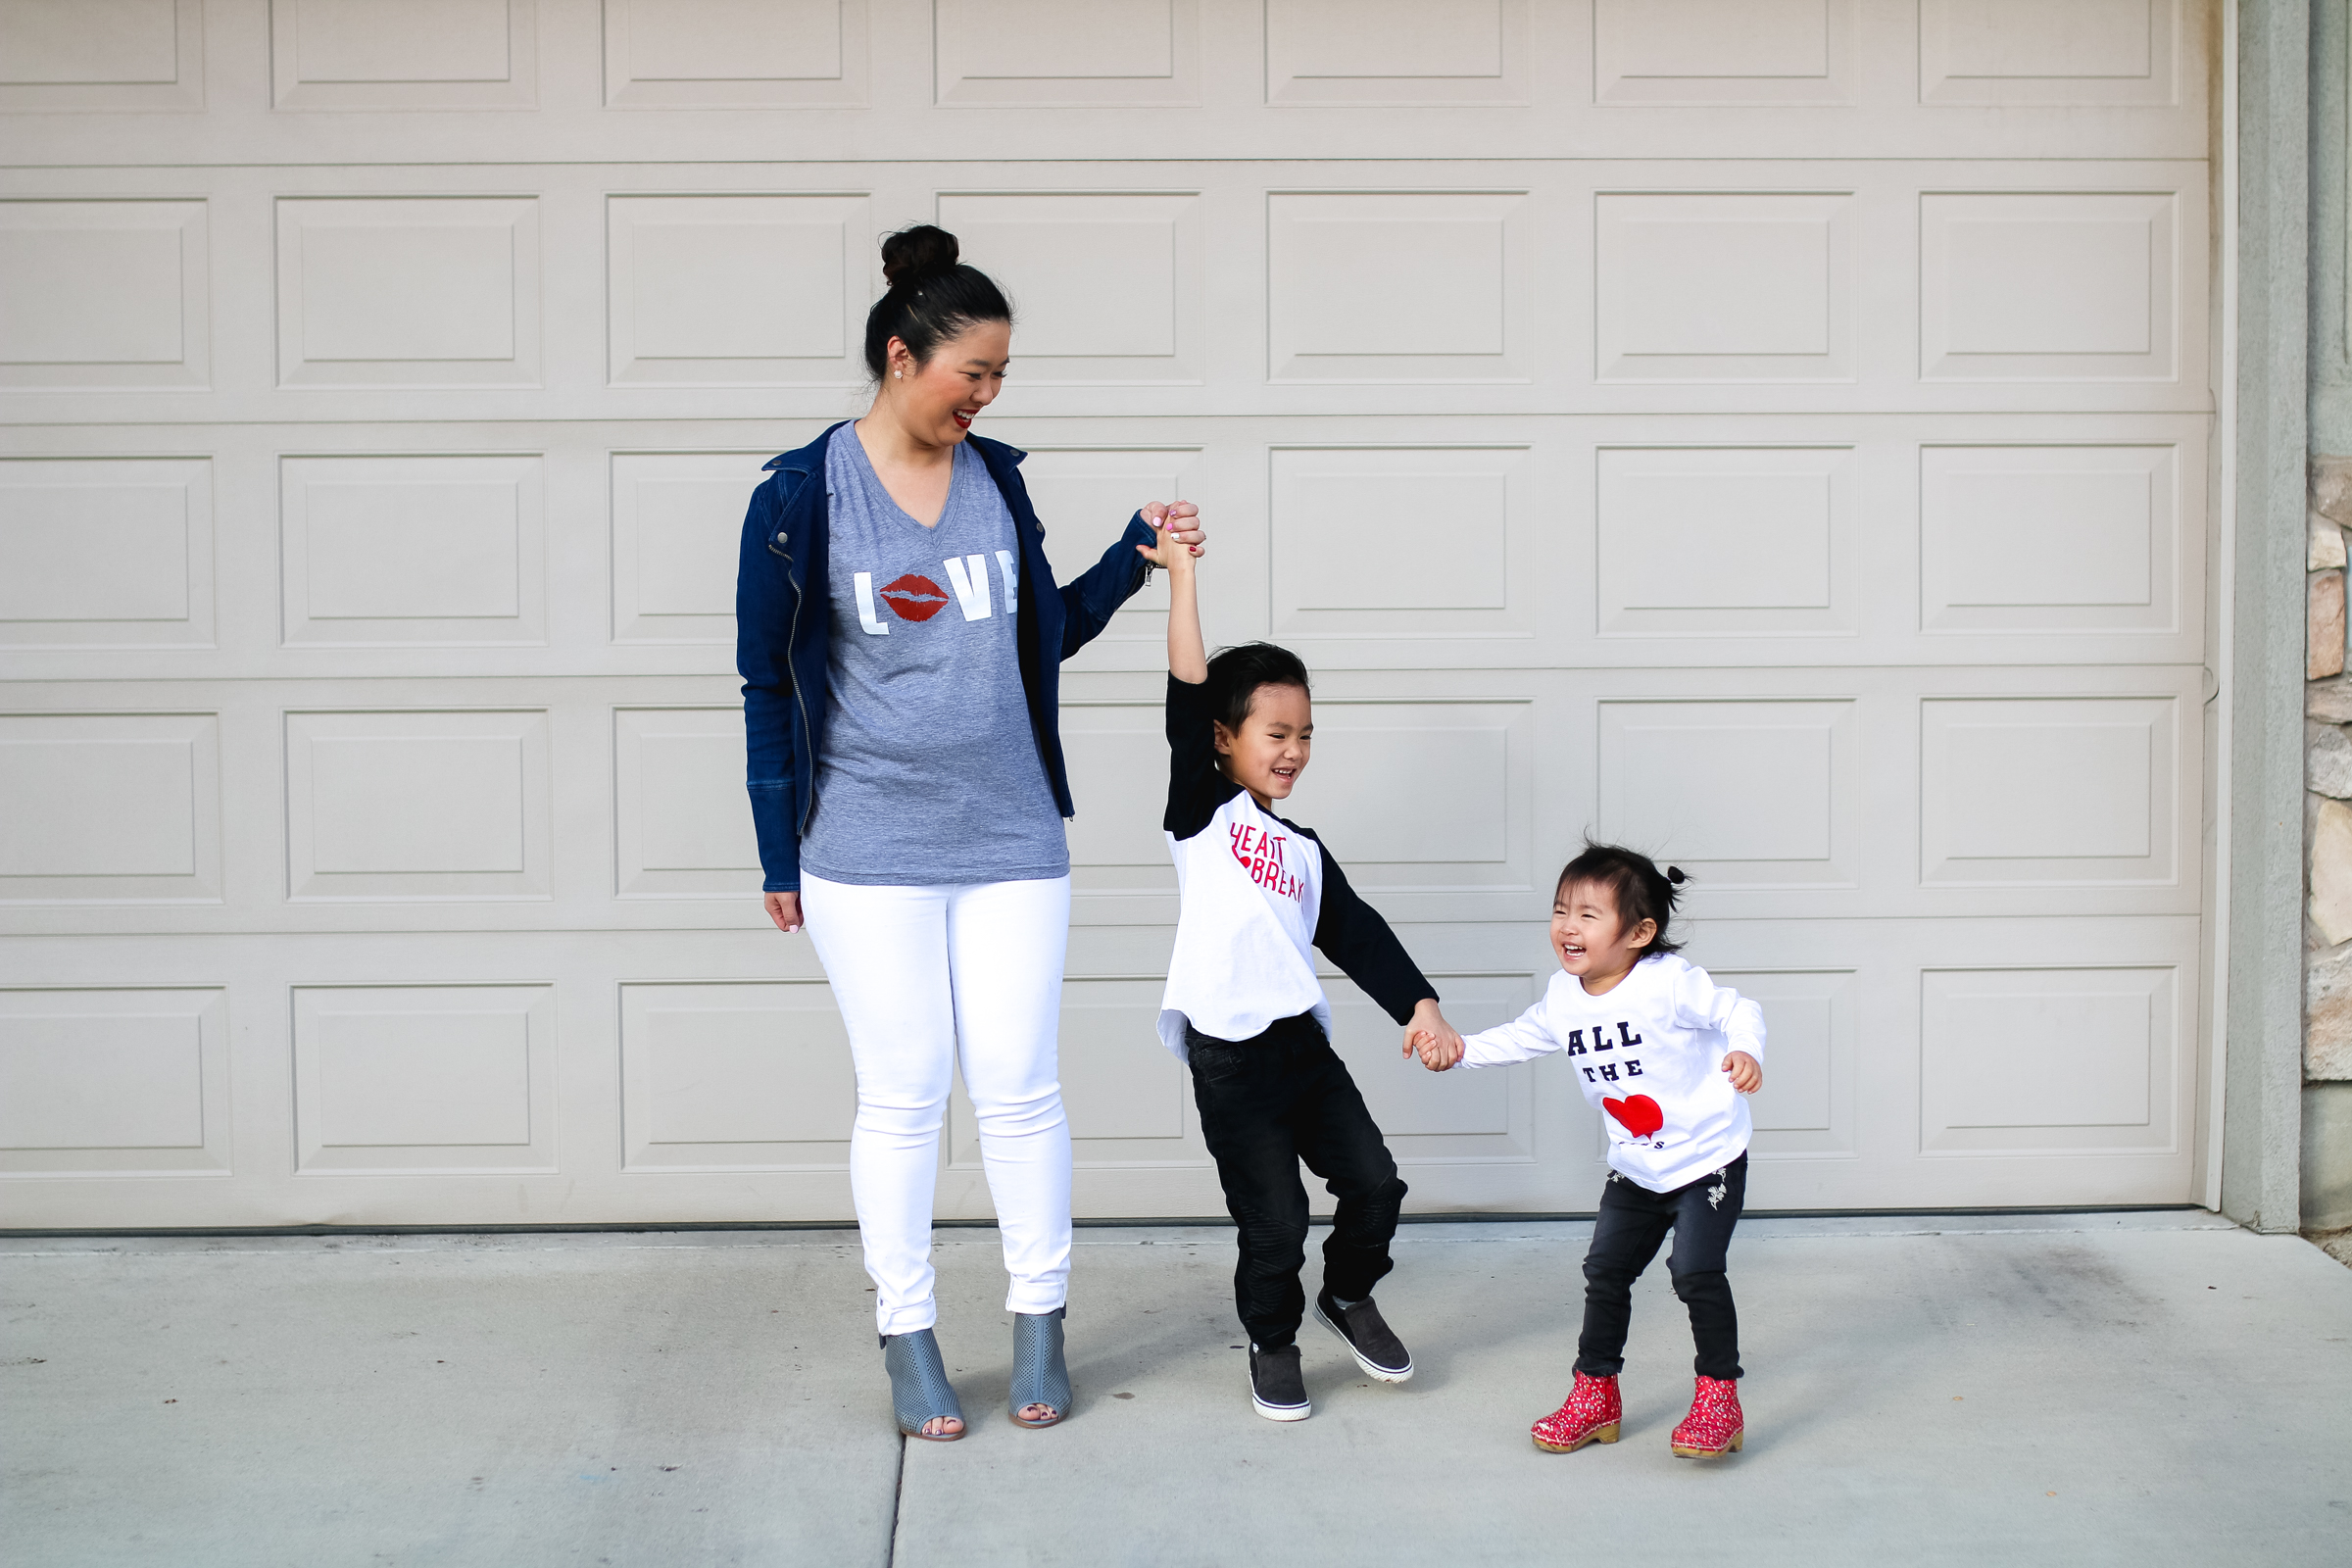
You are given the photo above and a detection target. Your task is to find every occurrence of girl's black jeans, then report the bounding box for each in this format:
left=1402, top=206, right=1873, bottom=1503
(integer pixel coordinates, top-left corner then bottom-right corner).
left=1576, top=1152, right=1747, bottom=1382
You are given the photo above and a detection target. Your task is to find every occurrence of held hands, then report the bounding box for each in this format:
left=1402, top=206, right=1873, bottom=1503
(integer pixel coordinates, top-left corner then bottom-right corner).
left=1402, top=999, right=1465, bottom=1072
left=764, top=891, right=804, bottom=934
left=1136, top=501, right=1204, bottom=571
left=1722, top=1051, right=1762, bottom=1095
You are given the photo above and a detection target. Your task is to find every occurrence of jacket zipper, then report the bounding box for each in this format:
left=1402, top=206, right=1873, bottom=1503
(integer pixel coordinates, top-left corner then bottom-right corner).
left=783, top=537, right=814, bottom=835
left=762, top=469, right=818, bottom=837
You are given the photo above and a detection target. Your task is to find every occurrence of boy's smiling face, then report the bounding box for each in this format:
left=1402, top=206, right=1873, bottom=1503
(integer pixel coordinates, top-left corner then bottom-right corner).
left=1552, top=877, right=1657, bottom=991
left=1213, top=682, right=1312, bottom=809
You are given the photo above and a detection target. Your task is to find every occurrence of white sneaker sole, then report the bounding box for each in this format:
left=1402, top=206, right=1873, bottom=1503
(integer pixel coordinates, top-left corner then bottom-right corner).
left=1313, top=1302, right=1414, bottom=1383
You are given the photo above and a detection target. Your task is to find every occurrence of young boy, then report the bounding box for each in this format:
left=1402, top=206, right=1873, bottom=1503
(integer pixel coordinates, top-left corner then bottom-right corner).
left=1141, top=513, right=1466, bottom=1422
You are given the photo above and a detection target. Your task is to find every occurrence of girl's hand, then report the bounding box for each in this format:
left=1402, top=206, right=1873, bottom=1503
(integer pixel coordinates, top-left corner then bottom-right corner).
left=1136, top=501, right=1204, bottom=568
left=1723, top=1051, right=1762, bottom=1094
left=764, top=891, right=804, bottom=934
left=1403, top=1001, right=1464, bottom=1070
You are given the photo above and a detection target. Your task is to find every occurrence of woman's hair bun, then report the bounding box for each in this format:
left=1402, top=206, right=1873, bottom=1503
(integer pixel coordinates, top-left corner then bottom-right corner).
left=880, top=224, right=960, bottom=288
left=1665, top=865, right=1688, bottom=885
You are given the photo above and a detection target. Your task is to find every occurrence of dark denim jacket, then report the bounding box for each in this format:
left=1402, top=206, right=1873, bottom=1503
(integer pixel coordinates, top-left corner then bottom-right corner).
left=735, top=421, right=1157, bottom=893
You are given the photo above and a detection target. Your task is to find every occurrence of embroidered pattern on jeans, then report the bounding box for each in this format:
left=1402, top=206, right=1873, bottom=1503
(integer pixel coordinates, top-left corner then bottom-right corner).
left=1705, top=1169, right=1730, bottom=1210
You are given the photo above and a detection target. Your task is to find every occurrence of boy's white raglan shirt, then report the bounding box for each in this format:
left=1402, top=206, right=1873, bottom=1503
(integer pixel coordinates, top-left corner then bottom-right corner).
left=1457, top=953, right=1766, bottom=1192
left=1155, top=674, right=1436, bottom=1059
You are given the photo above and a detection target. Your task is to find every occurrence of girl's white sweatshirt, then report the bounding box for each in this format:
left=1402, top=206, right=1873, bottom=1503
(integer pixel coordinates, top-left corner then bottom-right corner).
left=1455, top=953, right=1766, bottom=1193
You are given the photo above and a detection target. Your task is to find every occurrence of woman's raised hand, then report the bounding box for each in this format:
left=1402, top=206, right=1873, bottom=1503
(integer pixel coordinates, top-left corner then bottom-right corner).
left=1137, top=501, right=1204, bottom=568
left=764, top=891, right=804, bottom=934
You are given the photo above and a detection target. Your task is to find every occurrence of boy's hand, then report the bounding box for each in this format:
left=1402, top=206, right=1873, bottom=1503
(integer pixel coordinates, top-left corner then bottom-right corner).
left=1403, top=1000, right=1464, bottom=1071
left=1723, top=1051, right=1762, bottom=1094
left=1408, top=1029, right=1458, bottom=1071
left=1136, top=501, right=1203, bottom=570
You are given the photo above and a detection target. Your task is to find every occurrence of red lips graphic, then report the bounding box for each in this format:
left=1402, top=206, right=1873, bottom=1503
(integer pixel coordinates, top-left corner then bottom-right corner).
left=879, top=573, right=949, bottom=622
left=1602, top=1094, right=1664, bottom=1139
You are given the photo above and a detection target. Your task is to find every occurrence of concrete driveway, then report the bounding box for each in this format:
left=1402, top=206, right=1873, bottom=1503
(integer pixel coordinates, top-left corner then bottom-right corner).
left=5, top=1212, right=2347, bottom=1566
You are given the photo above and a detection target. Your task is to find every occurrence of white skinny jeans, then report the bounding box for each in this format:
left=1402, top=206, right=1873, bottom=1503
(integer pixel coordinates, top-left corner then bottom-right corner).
left=801, top=872, right=1073, bottom=1336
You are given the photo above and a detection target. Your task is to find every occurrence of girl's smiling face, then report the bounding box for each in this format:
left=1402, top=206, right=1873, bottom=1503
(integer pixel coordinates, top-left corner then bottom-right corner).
left=1552, top=877, right=1658, bottom=994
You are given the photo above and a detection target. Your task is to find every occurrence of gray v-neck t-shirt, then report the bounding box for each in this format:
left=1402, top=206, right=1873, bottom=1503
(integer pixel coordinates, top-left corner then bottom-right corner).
left=799, top=426, right=1069, bottom=886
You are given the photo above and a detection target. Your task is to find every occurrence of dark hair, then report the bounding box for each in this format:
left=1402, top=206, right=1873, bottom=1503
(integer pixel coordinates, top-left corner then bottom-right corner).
left=862, top=225, right=1012, bottom=381
left=1202, top=642, right=1311, bottom=736
left=1555, top=841, right=1687, bottom=957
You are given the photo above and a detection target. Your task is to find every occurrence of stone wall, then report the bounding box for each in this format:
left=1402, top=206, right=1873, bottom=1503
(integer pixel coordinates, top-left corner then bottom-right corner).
left=2305, top=461, right=2352, bottom=1229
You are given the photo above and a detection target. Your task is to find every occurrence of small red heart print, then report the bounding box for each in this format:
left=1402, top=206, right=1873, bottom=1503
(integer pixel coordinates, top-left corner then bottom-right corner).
left=1602, top=1094, right=1664, bottom=1139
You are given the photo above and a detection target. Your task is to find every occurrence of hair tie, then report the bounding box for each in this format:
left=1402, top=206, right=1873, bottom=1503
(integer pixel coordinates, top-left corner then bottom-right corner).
left=1666, top=866, right=1687, bottom=885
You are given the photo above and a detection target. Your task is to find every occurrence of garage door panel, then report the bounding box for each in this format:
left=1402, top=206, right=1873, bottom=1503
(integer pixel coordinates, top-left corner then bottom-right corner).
left=1722, top=968, right=1857, bottom=1158
left=0, top=198, right=208, bottom=390
left=612, top=706, right=760, bottom=899
left=0, top=456, right=213, bottom=648
left=1920, top=694, right=2180, bottom=889
left=0, top=985, right=229, bottom=1176
left=283, top=708, right=552, bottom=902
left=1595, top=444, right=1857, bottom=638
left=618, top=979, right=857, bottom=1172
left=1266, top=0, right=1532, bottom=108
left=1268, top=444, right=1530, bottom=639
left=0, top=711, right=220, bottom=906
left=1921, top=442, right=2181, bottom=634
left=1921, top=190, right=2178, bottom=382
left=269, top=0, right=539, bottom=113
left=1267, top=190, right=1531, bottom=383
left=609, top=449, right=776, bottom=644
left=1280, top=696, right=1537, bottom=892
left=279, top=454, right=547, bottom=647
left=1595, top=190, right=1856, bottom=382
left=1919, top=0, right=2185, bottom=109
left=1920, top=964, right=2179, bottom=1155
left=607, top=192, right=869, bottom=386
left=1592, top=0, right=1857, bottom=108
left=0, top=0, right=207, bottom=116
left=601, top=0, right=868, bottom=112
left=291, top=982, right=557, bottom=1174
left=933, top=0, right=1200, bottom=108
left=941, top=191, right=1203, bottom=384
left=1597, top=698, right=1861, bottom=889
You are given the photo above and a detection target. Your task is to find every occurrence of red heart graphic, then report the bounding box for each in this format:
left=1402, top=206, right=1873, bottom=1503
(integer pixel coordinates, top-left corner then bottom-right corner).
left=1602, top=1094, right=1664, bottom=1139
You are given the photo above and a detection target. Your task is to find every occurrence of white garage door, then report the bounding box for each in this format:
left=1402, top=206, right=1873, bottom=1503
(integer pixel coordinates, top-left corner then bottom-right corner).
left=0, top=1, right=2214, bottom=1227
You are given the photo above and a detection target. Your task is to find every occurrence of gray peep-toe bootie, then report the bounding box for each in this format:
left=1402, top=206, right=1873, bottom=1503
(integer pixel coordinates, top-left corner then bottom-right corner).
left=881, top=1328, right=964, bottom=1442
left=1007, top=1306, right=1071, bottom=1429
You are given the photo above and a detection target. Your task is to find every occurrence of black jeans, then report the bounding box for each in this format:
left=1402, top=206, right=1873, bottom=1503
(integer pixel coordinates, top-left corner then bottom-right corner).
left=1577, top=1152, right=1746, bottom=1382
left=1186, top=1014, right=1407, bottom=1352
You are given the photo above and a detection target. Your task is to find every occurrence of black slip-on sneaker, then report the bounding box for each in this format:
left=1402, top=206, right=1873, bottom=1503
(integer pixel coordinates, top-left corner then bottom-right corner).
left=1314, top=1289, right=1414, bottom=1382
left=1249, top=1343, right=1311, bottom=1421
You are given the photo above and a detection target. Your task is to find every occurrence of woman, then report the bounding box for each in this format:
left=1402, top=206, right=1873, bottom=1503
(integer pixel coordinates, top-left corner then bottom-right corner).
left=735, top=224, right=1203, bottom=1439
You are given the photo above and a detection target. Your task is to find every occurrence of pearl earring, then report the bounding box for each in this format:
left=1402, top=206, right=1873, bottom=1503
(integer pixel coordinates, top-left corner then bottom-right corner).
left=894, top=370, right=902, bottom=378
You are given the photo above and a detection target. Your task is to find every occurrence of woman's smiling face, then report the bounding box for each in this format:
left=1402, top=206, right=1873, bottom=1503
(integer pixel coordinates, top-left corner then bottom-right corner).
left=887, top=319, right=1010, bottom=446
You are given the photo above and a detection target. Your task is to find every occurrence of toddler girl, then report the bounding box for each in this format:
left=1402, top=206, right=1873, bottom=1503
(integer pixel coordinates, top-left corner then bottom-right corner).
left=1415, top=842, right=1764, bottom=1458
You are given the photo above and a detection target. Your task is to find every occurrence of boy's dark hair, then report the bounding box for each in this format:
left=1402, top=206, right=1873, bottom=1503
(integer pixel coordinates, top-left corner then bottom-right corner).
left=1202, top=642, right=1311, bottom=735
left=862, top=225, right=1013, bottom=381
left=1555, top=841, right=1688, bottom=956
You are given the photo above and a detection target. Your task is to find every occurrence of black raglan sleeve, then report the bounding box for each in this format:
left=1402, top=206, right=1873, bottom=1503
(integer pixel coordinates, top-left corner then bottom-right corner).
left=1165, top=673, right=1242, bottom=841
left=1294, top=825, right=1437, bottom=1025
